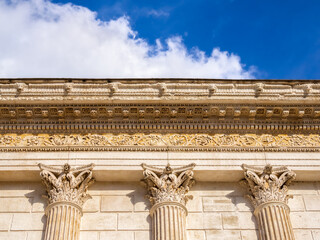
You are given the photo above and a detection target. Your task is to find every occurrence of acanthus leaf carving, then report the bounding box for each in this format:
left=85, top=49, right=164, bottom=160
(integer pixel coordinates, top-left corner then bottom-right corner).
left=141, top=163, right=196, bottom=206
left=241, top=164, right=296, bottom=208
left=39, top=163, right=95, bottom=207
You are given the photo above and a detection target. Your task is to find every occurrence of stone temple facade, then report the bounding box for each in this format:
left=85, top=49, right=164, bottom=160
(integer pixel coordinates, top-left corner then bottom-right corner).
left=0, top=79, right=320, bottom=240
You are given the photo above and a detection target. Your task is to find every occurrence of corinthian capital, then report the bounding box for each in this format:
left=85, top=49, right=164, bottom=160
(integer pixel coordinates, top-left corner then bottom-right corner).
left=141, top=163, right=196, bottom=206
left=241, top=164, right=296, bottom=208
left=39, top=163, right=95, bottom=207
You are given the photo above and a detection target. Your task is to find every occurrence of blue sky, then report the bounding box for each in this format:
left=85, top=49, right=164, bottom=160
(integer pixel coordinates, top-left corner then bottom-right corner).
left=1, top=0, right=319, bottom=79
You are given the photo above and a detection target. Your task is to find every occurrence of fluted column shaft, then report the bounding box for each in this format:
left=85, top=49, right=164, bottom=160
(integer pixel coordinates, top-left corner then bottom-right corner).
left=44, top=202, right=82, bottom=240
left=151, top=202, right=187, bottom=240
left=254, top=202, right=294, bottom=240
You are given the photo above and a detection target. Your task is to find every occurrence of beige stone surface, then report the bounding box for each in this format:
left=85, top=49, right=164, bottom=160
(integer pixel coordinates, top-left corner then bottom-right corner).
left=240, top=230, right=259, bottom=240
left=118, top=212, right=150, bottom=230
left=83, top=196, right=100, bottom=213
left=100, top=231, right=134, bottom=240
left=312, top=230, right=320, bottom=239
left=291, top=212, right=320, bottom=229
left=293, top=230, right=313, bottom=240
left=203, top=196, right=236, bottom=212
left=186, top=192, right=203, bottom=212
left=134, top=231, right=151, bottom=240
left=304, top=195, right=320, bottom=211
left=0, top=213, right=13, bottom=231
left=187, top=230, right=206, bottom=240
left=288, top=195, right=305, bottom=211
left=0, top=197, right=31, bottom=212
left=27, top=231, right=45, bottom=240
left=31, top=195, right=46, bottom=213
left=234, top=196, right=254, bottom=212
left=1, top=181, right=320, bottom=238
left=11, top=213, right=45, bottom=231
left=81, top=213, right=117, bottom=230
left=222, top=212, right=256, bottom=230
left=187, top=213, right=222, bottom=230
left=206, top=230, right=241, bottom=240
left=80, top=232, right=99, bottom=240
left=0, top=232, right=27, bottom=240
left=2, top=151, right=320, bottom=182
left=101, top=195, right=133, bottom=212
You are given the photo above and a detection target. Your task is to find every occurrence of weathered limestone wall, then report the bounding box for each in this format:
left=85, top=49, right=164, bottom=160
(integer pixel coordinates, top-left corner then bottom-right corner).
left=0, top=181, right=320, bottom=240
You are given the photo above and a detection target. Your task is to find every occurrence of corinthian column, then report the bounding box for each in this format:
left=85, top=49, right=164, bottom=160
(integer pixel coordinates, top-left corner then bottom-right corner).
left=39, top=163, right=95, bottom=240
left=241, top=164, right=296, bottom=240
left=141, top=163, right=195, bottom=240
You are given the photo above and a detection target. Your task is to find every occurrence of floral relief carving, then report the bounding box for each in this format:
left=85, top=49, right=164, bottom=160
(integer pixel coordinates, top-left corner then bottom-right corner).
left=39, top=163, right=95, bottom=207
left=141, top=163, right=196, bottom=206
left=241, top=164, right=296, bottom=208
left=0, top=133, right=320, bottom=151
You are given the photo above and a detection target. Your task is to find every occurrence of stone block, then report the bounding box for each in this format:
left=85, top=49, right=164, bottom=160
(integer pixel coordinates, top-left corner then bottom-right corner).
left=0, top=182, right=44, bottom=197
left=234, top=196, right=254, bottom=212
left=11, top=213, right=45, bottom=231
left=222, top=212, right=256, bottom=230
left=312, top=230, right=320, bottom=239
left=289, top=182, right=318, bottom=195
left=241, top=230, right=259, bottom=240
left=101, top=195, right=133, bottom=212
left=27, top=231, right=44, bottom=240
left=293, top=230, right=313, bottom=240
left=203, top=196, right=236, bottom=212
left=291, top=212, right=320, bottom=229
left=186, top=193, right=203, bottom=212
left=187, top=213, right=221, bottom=230
left=206, top=230, right=241, bottom=240
left=187, top=213, right=204, bottom=230
left=288, top=195, right=305, bottom=211
left=83, top=196, right=100, bottom=212
left=195, top=182, right=244, bottom=197
left=134, top=231, right=151, bottom=240
left=0, top=197, right=32, bottom=212
left=80, top=232, right=99, bottom=240
left=31, top=195, right=46, bottom=212
left=204, top=213, right=223, bottom=230
left=100, top=231, right=134, bottom=240
left=0, top=232, right=27, bottom=240
left=118, top=212, right=150, bottom=230
left=133, top=190, right=151, bottom=212
left=0, top=213, right=13, bottom=231
left=81, top=213, right=117, bottom=230
left=187, top=230, right=206, bottom=240
left=303, top=195, right=320, bottom=211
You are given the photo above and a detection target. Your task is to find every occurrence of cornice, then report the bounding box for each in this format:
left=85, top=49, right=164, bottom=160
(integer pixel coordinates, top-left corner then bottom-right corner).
left=0, top=80, right=319, bottom=103
left=0, top=79, right=320, bottom=134
left=0, top=103, right=320, bottom=123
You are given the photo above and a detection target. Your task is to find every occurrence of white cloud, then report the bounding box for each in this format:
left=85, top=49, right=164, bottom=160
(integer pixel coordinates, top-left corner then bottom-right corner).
left=0, top=0, right=255, bottom=78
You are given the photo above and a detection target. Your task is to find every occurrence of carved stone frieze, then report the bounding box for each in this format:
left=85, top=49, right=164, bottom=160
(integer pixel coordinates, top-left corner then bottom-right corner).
left=0, top=133, right=320, bottom=152
left=39, top=163, right=95, bottom=207
left=141, top=163, right=195, bottom=206
left=241, top=164, right=296, bottom=208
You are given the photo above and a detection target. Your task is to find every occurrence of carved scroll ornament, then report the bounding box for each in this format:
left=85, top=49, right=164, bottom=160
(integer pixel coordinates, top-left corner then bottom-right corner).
left=241, top=164, right=296, bottom=208
left=141, top=163, right=196, bottom=206
left=39, top=163, right=95, bottom=207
